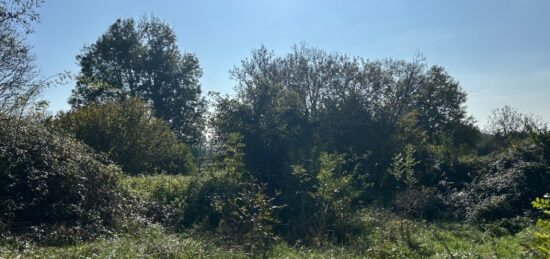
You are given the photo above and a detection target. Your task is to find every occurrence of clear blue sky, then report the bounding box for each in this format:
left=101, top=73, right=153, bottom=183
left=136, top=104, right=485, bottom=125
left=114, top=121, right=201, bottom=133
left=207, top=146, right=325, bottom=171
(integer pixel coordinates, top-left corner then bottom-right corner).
left=30, top=0, right=550, bottom=127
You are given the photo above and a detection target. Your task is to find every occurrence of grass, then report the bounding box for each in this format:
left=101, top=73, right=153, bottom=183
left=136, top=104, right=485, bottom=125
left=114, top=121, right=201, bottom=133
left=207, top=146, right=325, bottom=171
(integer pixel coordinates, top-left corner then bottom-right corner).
left=0, top=175, right=539, bottom=258
left=0, top=224, right=247, bottom=259
left=0, top=214, right=536, bottom=258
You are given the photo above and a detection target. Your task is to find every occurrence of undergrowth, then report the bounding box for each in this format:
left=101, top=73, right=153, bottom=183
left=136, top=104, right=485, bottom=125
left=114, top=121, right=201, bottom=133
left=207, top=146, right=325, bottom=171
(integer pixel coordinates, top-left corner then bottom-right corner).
left=0, top=186, right=539, bottom=259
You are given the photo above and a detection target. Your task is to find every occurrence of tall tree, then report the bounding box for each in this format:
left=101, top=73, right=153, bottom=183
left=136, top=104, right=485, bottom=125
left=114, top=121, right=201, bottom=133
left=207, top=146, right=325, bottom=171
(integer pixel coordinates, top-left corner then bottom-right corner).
left=413, top=65, right=467, bottom=139
left=69, top=16, right=206, bottom=145
left=0, top=0, right=42, bottom=114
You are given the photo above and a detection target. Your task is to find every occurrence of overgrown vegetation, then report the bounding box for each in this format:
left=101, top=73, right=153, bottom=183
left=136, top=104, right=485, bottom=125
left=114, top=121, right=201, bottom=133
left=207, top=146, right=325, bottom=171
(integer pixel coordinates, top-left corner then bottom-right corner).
left=0, top=117, right=131, bottom=244
left=0, top=210, right=539, bottom=258
left=1, top=1, right=549, bottom=257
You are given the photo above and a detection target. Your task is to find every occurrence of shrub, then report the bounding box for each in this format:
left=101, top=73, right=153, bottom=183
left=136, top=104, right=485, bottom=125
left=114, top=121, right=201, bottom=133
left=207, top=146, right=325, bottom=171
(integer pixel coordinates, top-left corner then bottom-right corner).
left=447, top=138, right=550, bottom=221
left=292, top=152, right=360, bottom=245
left=213, top=181, right=281, bottom=256
left=388, top=144, right=421, bottom=188
left=181, top=169, right=281, bottom=255
left=0, top=118, right=129, bottom=243
left=122, top=175, right=192, bottom=228
left=180, top=133, right=245, bottom=229
left=54, top=98, right=196, bottom=175
left=181, top=133, right=281, bottom=253
left=392, top=187, right=443, bottom=220
left=531, top=195, right=550, bottom=257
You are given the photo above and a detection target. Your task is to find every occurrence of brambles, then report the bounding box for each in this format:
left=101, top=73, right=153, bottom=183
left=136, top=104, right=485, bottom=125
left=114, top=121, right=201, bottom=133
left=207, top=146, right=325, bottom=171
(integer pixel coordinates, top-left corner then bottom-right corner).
left=0, top=118, right=130, bottom=243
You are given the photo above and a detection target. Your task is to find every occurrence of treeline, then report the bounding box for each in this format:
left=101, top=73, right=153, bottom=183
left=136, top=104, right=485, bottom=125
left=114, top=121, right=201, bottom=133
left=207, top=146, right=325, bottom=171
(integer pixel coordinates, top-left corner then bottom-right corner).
left=1, top=1, right=549, bottom=256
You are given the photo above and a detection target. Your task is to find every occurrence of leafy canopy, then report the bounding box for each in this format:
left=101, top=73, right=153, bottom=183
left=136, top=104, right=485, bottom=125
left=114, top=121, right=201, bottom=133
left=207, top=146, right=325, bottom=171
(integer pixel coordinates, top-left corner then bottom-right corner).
left=69, top=16, right=206, bottom=145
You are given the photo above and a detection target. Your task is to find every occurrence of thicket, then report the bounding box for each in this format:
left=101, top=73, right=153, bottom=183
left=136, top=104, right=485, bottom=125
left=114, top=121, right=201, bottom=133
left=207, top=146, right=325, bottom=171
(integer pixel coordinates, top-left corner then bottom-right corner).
left=209, top=45, right=550, bottom=244
left=444, top=135, right=550, bottom=221
left=0, top=117, right=132, bottom=244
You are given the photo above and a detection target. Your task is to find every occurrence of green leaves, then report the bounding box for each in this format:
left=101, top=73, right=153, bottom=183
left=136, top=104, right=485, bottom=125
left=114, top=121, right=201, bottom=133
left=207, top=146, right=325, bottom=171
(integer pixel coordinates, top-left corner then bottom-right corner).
left=70, top=16, right=206, bottom=145
left=54, top=98, right=196, bottom=175
left=531, top=195, right=550, bottom=257
left=533, top=196, right=550, bottom=214
left=388, top=145, right=420, bottom=188
left=291, top=152, right=360, bottom=244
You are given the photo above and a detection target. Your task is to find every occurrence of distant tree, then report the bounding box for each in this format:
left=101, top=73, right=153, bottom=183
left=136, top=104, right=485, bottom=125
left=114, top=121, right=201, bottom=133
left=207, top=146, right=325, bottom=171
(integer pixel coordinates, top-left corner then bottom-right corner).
left=69, top=16, right=206, bottom=145
left=69, top=19, right=141, bottom=104
left=487, top=106, right=524, bottom=137
left=487, top=105, right=547, bottom=140
left=414, top=65, right=467, bottom=139
left=0, top=0, right=42, bottom=114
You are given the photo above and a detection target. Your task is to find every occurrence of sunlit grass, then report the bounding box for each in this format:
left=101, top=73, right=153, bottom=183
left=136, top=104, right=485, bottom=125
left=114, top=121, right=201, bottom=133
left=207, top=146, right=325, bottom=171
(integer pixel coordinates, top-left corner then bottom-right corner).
left=121, top=174, right=193, bottom=199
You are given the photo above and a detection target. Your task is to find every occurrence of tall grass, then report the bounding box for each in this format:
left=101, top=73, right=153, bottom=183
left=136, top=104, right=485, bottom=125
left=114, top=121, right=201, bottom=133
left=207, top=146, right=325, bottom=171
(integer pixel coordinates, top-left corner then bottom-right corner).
left=1, top=211, right=536, bottom=258
left=0, top=224, right=246, bottom=258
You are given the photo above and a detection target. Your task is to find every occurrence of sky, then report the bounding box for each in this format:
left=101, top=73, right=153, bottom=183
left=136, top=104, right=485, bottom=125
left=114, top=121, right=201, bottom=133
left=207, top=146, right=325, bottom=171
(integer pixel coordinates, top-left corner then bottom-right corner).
left=29, top=0, right=550, bottom=128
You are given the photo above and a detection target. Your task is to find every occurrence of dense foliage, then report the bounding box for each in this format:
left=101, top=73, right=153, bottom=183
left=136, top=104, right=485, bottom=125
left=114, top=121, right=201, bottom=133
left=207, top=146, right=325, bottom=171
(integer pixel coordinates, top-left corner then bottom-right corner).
left=69, top=17, right=206, bottom=145
left=213, top=45, right=471, bottom=189
left=446, top=138, right=550, bottom=221
left=54, top=98, right=196, bottom=175
left=0, top=118, right=129, bottom=243
left=0, top=218, right=535, bottom=258
left=122, top=134, right=281, bottom=255
left=209, top=45, right=482, bottom=239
